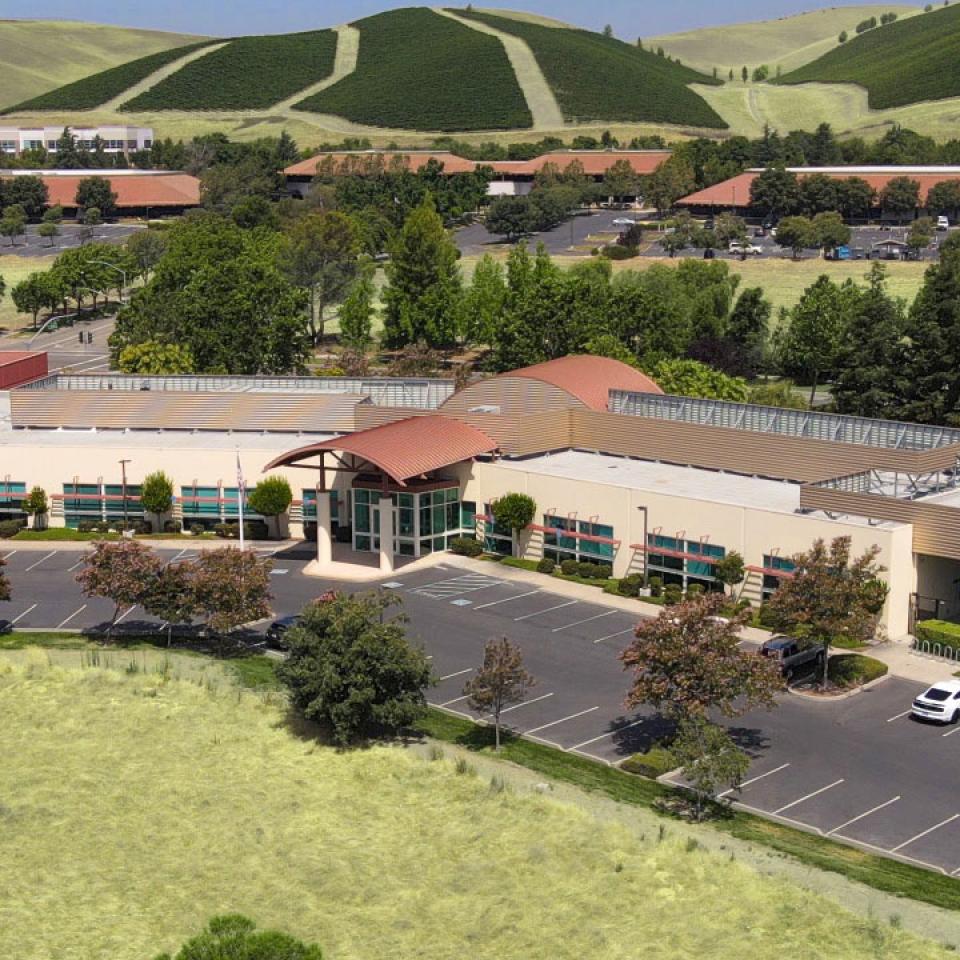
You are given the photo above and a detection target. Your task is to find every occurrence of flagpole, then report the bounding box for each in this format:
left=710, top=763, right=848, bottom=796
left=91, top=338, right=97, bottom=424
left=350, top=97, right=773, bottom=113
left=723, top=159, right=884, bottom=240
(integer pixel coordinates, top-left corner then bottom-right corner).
left=236, top=451, right=245, bottom=551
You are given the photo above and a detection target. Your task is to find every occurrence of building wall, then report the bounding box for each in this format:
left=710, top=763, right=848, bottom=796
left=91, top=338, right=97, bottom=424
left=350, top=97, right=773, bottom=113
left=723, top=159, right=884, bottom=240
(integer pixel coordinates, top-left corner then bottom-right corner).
left=460, top=460, right=914, bottom=637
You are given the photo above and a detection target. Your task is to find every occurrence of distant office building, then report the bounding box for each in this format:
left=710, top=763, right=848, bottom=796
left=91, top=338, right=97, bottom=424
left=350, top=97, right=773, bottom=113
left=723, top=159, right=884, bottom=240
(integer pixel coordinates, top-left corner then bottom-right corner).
left=0, top=126, right=154, bottom=157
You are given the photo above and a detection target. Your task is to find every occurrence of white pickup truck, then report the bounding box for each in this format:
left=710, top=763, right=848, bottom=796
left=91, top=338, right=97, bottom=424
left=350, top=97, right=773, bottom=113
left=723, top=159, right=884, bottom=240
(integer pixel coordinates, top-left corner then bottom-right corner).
left=728, top=241, right=763, bottom=256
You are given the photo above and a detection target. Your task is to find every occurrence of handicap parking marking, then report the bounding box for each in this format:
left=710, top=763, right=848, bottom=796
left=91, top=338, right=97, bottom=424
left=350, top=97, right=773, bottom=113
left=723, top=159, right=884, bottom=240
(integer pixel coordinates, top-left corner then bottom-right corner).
left=827, top=796, right=901, bottom=837
left=412, top=574, right=509, bottom=599
left=513, top=600, right=577, bottom=622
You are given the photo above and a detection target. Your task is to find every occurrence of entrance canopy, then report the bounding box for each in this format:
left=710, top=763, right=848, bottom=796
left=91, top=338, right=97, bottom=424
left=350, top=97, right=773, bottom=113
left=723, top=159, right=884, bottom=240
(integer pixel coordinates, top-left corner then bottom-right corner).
left=264, top=414, right=498, bottom=486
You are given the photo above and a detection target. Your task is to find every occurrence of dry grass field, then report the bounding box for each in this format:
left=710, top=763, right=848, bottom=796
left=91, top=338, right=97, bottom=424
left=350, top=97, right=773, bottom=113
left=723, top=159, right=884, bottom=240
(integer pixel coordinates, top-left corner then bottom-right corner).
left=0, top=652, right=956, bottom=960
left=0, top=254, right=54, bottom=333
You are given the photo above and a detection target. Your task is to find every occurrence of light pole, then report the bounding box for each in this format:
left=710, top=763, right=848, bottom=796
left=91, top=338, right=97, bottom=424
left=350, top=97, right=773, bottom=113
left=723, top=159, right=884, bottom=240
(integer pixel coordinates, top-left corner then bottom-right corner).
left=119, top=459, right=131, bottom=533
left=88, top=259, right=128, bottom=301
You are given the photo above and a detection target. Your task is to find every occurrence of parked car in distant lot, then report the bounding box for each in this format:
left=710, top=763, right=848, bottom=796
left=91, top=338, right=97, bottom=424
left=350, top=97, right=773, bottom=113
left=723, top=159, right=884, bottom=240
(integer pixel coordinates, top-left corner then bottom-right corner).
left=759, top=635, right=824, bottom=680
left=912, top=679, right=960, bottom=723
left=937, top=216, right=950, bottom=231
left=729, top=241, right=763, bottom=256
left=612, top=217, right=638, bottom=227
left=266, top=614, right=299, bottom=648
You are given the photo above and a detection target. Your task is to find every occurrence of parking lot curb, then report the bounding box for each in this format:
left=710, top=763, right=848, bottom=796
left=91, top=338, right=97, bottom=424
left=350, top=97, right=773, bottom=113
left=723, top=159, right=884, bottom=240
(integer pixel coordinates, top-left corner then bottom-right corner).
left=786, top=672, right=890, bottom=701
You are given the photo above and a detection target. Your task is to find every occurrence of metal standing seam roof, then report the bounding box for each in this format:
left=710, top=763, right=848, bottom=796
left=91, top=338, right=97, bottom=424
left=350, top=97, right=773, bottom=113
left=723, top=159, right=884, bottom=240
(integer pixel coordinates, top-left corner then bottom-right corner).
left=507, top=356, right=663, bottom=411
left=263, top=415, right=499, bottom=484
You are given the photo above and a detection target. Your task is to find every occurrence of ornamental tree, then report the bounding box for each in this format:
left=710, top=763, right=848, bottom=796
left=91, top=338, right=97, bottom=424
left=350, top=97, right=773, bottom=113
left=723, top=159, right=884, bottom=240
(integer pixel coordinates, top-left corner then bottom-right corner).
left=620, top=594, right=781, bottom=722
left=277, top=590, right=432, bottom=745
left=712, top=551, right=745, bottom=596
left=140, top=562, right=197, bottom=647
left=23, top=487, right=48, bottom=529
left=879, top=176, right=920, bottom=224
left=672, top=717, right=750, bottom=821
left=76, top=540, right=163, bottom=639
left=463, top=637, right=536, bottom=751
left=191, top=548, right=272, bottom=645
left=248, top=476, right=293, bottom=538
left=140, top=471, right=174, bottom=518
left=774, top=215, right=814, bottom=259
left=118, top=341, right=196, bottom=375
left=765, top=536, right=887, bottom=688
left=492, top=493, right=536, bottom=556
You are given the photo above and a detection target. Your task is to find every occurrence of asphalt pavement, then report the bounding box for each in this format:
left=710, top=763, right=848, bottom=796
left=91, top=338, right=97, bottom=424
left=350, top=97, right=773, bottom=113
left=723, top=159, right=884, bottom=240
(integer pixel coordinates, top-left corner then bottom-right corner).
left=4, top=542, right=960, bottom=874
left=0, top=222, right=142, bottom=259
left=0, top=314, right=114, bottom=373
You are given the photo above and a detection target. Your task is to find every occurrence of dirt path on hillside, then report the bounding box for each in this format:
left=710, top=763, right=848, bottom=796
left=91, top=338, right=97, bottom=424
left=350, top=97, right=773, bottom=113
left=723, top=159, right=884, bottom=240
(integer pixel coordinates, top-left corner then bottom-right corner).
left=274, top=24, right=360, bottom=110
left=436, top=7, right=565, bottom=130
left=100, top=41, right=230, bottom=112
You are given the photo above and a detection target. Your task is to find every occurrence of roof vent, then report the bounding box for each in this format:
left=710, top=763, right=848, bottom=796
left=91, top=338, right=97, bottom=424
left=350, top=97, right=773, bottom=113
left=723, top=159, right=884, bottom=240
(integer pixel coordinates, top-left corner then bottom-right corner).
left=468, top=405, right=501, bottom=414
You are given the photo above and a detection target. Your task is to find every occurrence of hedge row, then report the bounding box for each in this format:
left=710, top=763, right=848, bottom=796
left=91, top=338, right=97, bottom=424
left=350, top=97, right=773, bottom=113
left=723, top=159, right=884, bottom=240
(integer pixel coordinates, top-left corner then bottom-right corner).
left=454, top=10, right=726, bottom=129
left=775, top=4, right=960, bottom=108
left=3, top=40, right=220, bottom=113
left=915, top=618, right=960, bottom=647
left=122, top=30, right=338, bottom=111
left=295, top=8, right=532, bottom=131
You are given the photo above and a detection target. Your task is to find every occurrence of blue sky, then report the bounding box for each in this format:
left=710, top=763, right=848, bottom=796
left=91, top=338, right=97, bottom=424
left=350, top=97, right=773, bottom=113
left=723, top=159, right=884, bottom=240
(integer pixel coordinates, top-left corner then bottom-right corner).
left=0, top=0, right=920, bottom=37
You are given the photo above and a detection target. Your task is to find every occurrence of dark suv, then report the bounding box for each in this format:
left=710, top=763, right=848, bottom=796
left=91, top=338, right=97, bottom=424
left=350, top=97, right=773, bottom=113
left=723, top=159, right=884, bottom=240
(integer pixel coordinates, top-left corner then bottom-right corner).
left=759, top=635, right=824, bottom=681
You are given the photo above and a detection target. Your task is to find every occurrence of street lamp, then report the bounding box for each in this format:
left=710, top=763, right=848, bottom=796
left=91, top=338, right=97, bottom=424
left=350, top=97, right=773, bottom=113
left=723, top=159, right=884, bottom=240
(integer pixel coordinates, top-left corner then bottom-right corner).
left=88, top=259, right=128, bottom=299
left=119, top=459, right=131, bottom=533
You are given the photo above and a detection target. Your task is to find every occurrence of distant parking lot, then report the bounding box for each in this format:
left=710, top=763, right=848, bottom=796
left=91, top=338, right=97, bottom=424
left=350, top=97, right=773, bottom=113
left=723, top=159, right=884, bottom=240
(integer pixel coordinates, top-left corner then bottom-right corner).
left=0, top=221, right=142, bottom=258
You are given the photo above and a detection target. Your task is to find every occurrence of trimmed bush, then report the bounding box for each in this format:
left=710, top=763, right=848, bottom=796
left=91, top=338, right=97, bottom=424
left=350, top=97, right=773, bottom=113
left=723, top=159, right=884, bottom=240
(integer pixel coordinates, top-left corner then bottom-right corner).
left=163, top=519, right=181, bottom=534
left=450, top=536, right=483, bottom=557
left=827, top=653, right=888, bottom=689
left=189, top=522, right=206, bottom=536
left=140, top=470, right=174, bottom=516
left=663, top=584, right=683, bottom=606
left=597, top=563, right=613, bottom=579
left=601, top=244, right=638, bottom=260
left=0, top=519, right=23, bottom=538
left=648, top=576, right=663, bottom=598
left=577, top=561, right=597, bottom=579
left=618, top=573, right=645, bottom=597
left=537, top=557, right=556, bottom=574
left=915, top=619, right=960, bottom=647
left=560, top=559, right=578, bottom=576
left=492, top=493, right=536, bottom=534
left=621, top=746, right=677, bottom=779
left=686, top=583, right=705, bottom=601
left=247, top=476, right=293, bottom=525
left=77, top=521, right=95, bottom=533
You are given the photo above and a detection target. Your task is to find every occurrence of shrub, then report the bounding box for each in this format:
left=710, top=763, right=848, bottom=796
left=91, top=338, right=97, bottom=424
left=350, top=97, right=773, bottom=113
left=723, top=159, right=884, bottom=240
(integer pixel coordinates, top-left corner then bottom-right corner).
left=601, top=243, right=637, bottom=260
left=23, top=486, right=48, bottom=516
left=77, top=521, right=95, bottom=533
left=189, top=522, right=206, bottom=536
left=492, top=492, right=536, bottom=533
left=686, top=583, right=705, bottom=601
left=663, top=584, right=683, bottom=605
left=915, top=619, right=960, bottom=647
left=757, top=603, right=780, bottom=629
left=560, top=558, right=578, bottom=576
left=828, top=653, right=888, bottom=688
left=648, top=576, right=663, bottom=597
left=140, top=470, right=174, bottom=515
left=163, top=519, right=181, bottom=534
left=450, top=536, right=483, bottom=557
left=94, top=521, right=110, bottom=533
left=214, top=522, right=235, bottom=539
left=597, top=563, right=613, bottom=579
left=618, top=573, right=645, bottom=597
left=577, top=561, right=597, bottom=579
left=621, top=746, right=678, bottom=779
left=0, top=519, right=23, bottom=538
left=536, top=557, right=556, bottom=574
left=247, top=476, right=293, bottom=526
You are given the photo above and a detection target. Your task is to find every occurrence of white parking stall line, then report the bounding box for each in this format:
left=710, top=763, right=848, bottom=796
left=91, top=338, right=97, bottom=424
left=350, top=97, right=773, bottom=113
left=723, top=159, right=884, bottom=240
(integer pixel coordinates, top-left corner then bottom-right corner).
left=718, top=762, right=790, bottom=798
left=439, top=694, right=471, bottom=707
left=524, top=706, right=599, bottom=735
left=551, top=610, right=616, bottom=633
left=594, top=627, right=635, bottom=644
left=886, top=710, right=912, bottom=723
left=568, top=717, right=646, bottom=752
left=493, top=692, right=554, bottom=716
left=67, top=555, right=88, bottom=572
left=474, top=590, right=540, bottom=610
left=773, top=779, right=845, bottom=815
left=942, top=726, right=960, bottom=738
left=513, top=600, right=577, bottom=622
left=56, top=604, right=88, bottom=629
left=439, top=668, right=473, bottom=681
left=167, top=548, right=189, bottom=565
left=827, top=796, right=901, bottom=837
left=9, top=603, right=37, bottom=625
left=414, top=575, right=508, bottom=599
left=114, top=605, right=137, bottom=625
left=1, top=550, right=16, bottom=561
left=891, top=813, right=960, bottom=853
left=24, top=551, right=57, bottom=572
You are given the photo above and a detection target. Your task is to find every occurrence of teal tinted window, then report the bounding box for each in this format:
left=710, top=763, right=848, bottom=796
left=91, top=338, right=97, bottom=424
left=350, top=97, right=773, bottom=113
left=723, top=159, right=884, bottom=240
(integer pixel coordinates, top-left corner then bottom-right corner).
left=180, top=486, right=220, bottom=517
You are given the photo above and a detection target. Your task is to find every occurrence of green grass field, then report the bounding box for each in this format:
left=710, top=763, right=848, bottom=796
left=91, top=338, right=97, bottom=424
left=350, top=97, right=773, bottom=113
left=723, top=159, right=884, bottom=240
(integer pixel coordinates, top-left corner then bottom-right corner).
left=648, top=5, right=920, bottom=76
left=0, top=254, right=53, bottom=333
left=296, top=8, right=532, bottom=131
left=0, top=20, right=206, bottom=110
left=121, top=31, right=338, bottom=111
left=3, top=39, right=220, bottom=114
left=1, top=654, right=956, bottom=960
left=777, top=4, right=960, bottom=108
left=457, top=9, right=727, bottom=128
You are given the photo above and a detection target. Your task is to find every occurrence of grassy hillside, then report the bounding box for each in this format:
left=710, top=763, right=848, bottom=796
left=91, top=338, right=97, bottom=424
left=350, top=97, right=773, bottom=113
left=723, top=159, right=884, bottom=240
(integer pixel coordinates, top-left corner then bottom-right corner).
left=648, top=5, right=920, bottom=76
left=3, top=39, right=220, bottom=113
left=0, top=20, right=207, bottom=110
left=455, top=9, right=727, bottom=129
left=776, top=4, right=960, bottom=107
left=295, top=8, right=532, bottom=131
left=121, top=31, right=338, bottom=110
left=1, top=655, right=955, bottom=960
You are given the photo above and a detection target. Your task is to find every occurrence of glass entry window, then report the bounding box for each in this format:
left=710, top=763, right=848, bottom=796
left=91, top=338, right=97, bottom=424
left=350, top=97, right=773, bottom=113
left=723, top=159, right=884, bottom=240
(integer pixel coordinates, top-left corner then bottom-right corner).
left=353, top=486, right=464, bottom=557
left=301, top=490, right=340, bottom=528
left=646, top=534, right=725, bottom=591
left=0, top=481, right=26, bottom=520
left=482, top=502, right=513, bottom=556
left=63, top=482, right=143, bottom=527
left=762, top=554, right=796, bottom=600
left=543, top=515, right=614, bottom=564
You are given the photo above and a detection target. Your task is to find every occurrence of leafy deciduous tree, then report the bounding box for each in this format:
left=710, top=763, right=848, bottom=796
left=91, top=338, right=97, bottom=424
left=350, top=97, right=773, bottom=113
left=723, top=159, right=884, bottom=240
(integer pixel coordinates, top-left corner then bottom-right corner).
left=140, top=471, right=174, bottom=518
left=191, top=548, right=273, bottom=643
left=152, top=914, right=323, bottom=960
left=140, top=562, right=197, bottom=648
left=672, top=716, right=750, bottom=820
left=463, top=636, right=536, bottom=750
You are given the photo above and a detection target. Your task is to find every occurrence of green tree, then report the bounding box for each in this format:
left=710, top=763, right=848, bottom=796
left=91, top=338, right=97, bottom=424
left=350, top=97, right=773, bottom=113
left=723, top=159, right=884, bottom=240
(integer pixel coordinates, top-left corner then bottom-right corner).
left=278, top=211, right=360, bottom=343
left=337, top=270, right=375, bottom=351
left=277, top=590, right=432, bottom=745
left=153, top=914, right=323, bottom=960
left=620, top=594, right=781, bottom=722
left=485, top=195, right=534, bottom=241
left=927, top=180, right=960, bottom=221
left=907, top=216, right=935, bottom=254
left=37, top=221, right=59, bottom=247
left=713, top=212, right=747, bottom=247
left=749, top=167, right=800, bottom=219
left=798, top=173, right=839, bottom=216
left=126, top=230, right=167, bottom=280
left=0, top=205, right=26, bottom=247
left=644, top=156, right=695, bottom=216
left=140, top=562, right=198, bottom=648
left=672, top=717, right=750, bottom=821
left=838, top=29, right=848, bottom=42
left=727, top=287, right=771, bottom=377
left=11, top=273, right=55, bottom=329
left=834, top=177, right=876, bottom=219
left=811, top=211, right=851, bottom=256
left=879, top=176, right=921, bottom=223
left=713, top=551, right=745, bottom=596
left=117, top=341, right=196, bottom=374
left=602, top=158, right=640, bottom=202
left=646, top=358, right=748, bottom=401
left=23, top=486, right=48, bottom=530
left=140, top=471, right=174, bottom=518
left=382, top=196, right=463, bottom=349
left=751, top=64, right=769, bottom=82
left=461, top=254, right=506, bottom=345
left=191, top=548, right=273, bottom=647
left=463, top=636, right=536, bottom=751
left=248, top=475, right=293, bottom=538
left=76, top=540, right=163, bottom=639
left=766, top=536, right=887, bottom=688
left=0, top=555, right=9, bottom=603
left=774, top=215, right=814, bottom=259
left=748, top=379, right=807, bottom=409
left=741, top=65, right=748, bottom=82
left=0, top=174, right=48, bottom=218
left=75, top=177, right=117, bottom=217
left=492, top=492, right=536, bottom=556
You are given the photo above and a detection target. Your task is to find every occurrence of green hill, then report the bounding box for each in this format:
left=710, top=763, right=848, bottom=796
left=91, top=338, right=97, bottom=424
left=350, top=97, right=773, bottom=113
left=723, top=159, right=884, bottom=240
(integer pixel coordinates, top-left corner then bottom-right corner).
left=294, top=8, right=532, bottom=130
left=121, top=31, right=338, bottom=110
left=775, top=4, right=960, bottom=108
left=648, top=5, right=920, bottom=76
left=455, top=8, right=727, bottom=129
left=0, top=20, right=207, bottom=110
left=3, top=40, right=220, bottom=113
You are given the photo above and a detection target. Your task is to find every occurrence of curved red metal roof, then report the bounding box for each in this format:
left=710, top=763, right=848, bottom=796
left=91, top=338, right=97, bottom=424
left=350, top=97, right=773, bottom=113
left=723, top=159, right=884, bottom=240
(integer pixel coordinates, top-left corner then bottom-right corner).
left=264, top=415, right=498, bottom=484
left=507, top=355, right=662, bottom=411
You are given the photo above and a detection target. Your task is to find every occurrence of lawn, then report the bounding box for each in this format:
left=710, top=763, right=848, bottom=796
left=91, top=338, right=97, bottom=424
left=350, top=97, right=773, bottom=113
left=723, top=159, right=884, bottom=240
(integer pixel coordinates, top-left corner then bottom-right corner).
left=1, top=656, right=954, bottom=960
left=0, top=254, right=53, bottom=333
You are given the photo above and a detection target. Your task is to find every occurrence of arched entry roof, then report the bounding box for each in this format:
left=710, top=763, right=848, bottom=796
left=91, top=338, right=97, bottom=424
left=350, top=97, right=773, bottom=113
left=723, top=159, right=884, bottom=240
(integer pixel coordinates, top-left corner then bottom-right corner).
left=263, top=414, right=498, bottom=485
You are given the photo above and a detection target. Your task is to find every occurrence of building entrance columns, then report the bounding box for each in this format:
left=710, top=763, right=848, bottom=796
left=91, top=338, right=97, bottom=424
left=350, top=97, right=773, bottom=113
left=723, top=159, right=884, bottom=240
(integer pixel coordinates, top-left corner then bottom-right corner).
left=378, top=494, right=395, bottom=574
left=315, top=491, right=333, bottom=567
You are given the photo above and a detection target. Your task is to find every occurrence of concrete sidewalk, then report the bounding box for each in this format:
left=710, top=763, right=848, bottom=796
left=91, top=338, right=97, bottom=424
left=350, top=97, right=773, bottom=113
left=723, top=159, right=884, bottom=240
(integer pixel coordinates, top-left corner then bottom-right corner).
left=866, top=639, right=959, bottom=685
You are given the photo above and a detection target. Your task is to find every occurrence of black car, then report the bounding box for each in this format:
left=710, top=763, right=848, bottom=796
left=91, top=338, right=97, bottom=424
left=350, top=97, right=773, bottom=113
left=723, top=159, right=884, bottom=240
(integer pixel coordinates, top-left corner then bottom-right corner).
left=266, top=615, right=299, bottom=649
left=759, top=635, right=824, bottom=681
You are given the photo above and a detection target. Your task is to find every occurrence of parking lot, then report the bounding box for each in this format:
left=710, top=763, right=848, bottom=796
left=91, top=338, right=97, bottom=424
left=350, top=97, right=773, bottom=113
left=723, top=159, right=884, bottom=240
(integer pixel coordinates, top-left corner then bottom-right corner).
left=5, top=546, right=960, bottom=874
left=0, top=221, right=142, bottom=258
